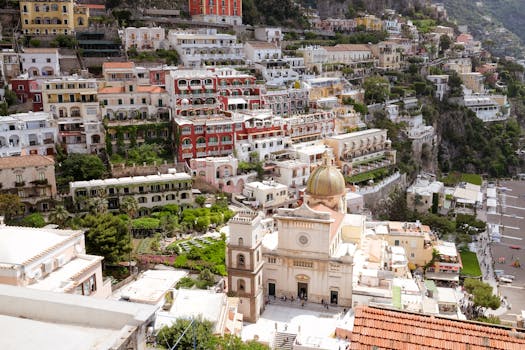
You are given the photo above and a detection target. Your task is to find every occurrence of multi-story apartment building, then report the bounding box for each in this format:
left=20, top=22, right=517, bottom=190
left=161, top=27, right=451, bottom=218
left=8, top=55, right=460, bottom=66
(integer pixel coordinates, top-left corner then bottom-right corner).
left=122, top=27, right=166, bottom=52
left=426, top=75, right=449, bottom=101
left=0, top=50, right=21, bottom=85
left=0, top=112, right=57, bottom=157
left=0, top=220, right=110, bottom=298
left=70, top=173, right=194, bottom=215
left=0, top=155, right=57, bottom=212
left=10, top=76, right=43, bottom=111
left=244, top=41, right=281, bottom=63
left=99, top=62, right=171, bottom=155
left=20, top=0, right=89, bottom=36
left=166, top=69, right=219, bottom=118
left=188, top=0, right=242, bottom=25
left=20, top=48, right=60, bottom=77
left=215, top=67, right=261, bottom=111
left=425, top=241, right=462, bottom=283
left=167, top=29, right=244, bottom=67
left=271, top=159, right=310, bottom=196
left=242, top=180, right=291, bottom=213
left=41, top=76, right=103, bottom=154
left=255, top=60, right=300, bottom=87
left=233, top=109, right=288, bottom=162
left=189, top=155, right=255, bottom=194
left=325, top=129, right=396, bottom=177
left=371, top=42, right=402, bottom=70
left=176, top=114, right=235, bottom=162
left=284, top=110, right=335, bottom=143
left=260, top=86, right=308, bottom=116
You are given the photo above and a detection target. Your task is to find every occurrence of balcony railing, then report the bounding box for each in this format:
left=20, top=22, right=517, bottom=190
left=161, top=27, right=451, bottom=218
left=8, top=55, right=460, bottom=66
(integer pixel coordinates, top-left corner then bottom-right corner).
left=15, top=181, right=25, bottom=187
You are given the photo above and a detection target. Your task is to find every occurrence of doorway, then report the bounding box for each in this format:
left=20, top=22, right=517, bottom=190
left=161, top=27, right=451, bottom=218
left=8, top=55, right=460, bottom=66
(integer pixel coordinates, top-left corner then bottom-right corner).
left=298, top=282, right=308, bottom=300
left=330, top=290, right=338, bottom=305
left=268, top=282, right=275, bottom=297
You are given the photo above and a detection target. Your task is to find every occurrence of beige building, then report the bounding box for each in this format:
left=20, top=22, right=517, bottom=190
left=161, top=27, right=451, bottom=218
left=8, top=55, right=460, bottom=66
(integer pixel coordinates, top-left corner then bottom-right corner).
left=406, top=176, right=444, bottom=214
left=0, top=219, right=111, bottom=298
left=42, top=76, right=103, bottom=154
left=70, top=173, right=194, bottom=215
left=242, top=180, right=292, bottom=214
left=324, top=129, right=396, bottom=178
left=0, top=155, right=56, bottom=212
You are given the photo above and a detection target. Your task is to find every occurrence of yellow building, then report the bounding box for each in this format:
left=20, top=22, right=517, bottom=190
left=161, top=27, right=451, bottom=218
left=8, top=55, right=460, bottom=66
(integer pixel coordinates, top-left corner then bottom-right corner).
left=355, top=15, right=383, bottom=31
left=20, top=0, right=89, bottom=36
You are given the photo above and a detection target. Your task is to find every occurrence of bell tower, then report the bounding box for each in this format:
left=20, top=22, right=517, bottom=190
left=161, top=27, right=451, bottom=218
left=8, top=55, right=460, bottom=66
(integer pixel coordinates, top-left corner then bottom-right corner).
left=226, top=210, right=265, bottom=323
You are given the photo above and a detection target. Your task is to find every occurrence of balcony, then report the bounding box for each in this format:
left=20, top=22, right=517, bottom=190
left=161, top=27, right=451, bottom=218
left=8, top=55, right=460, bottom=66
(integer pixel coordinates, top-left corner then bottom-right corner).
left=181, top=144, right=193, bottom=150
left=15, top=181, right=25, bottom=187
left=43, top=138, right=54, bottom=144
left=31, top=179, right=48, bottom=186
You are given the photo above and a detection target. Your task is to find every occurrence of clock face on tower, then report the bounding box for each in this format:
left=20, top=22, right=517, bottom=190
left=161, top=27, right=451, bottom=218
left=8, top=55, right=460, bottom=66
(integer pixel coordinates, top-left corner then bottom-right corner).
left=298, top=234, right=310, bottom=246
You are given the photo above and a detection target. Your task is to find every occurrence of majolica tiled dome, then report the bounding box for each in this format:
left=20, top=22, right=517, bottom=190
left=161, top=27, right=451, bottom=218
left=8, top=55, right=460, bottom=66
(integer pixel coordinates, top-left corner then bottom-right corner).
left=306, top=152, right=345, bottom=197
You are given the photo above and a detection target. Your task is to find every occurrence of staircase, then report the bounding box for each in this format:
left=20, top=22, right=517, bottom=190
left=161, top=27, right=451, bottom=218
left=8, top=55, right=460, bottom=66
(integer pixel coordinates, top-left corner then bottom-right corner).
left=272, top=331, right=297, bottom=350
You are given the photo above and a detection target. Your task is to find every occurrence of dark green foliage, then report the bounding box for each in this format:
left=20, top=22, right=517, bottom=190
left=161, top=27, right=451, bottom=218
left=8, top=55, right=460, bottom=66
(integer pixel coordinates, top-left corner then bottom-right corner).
left=364, top=76, right=390, bottom=104
left=157, top=318, right=216, bottom=350
left=80, top=214, right=132, bottom=265
left=464, top=278, right=501, bottom=309
left=0, top=194, right=22, bottom=222
left=242, top=0, right=310, bottom=28
left=18, top=213, right=46, bottom=228
left=50, top=35, right=77, bottom=49
left=59, top=154, right=106, bottom=181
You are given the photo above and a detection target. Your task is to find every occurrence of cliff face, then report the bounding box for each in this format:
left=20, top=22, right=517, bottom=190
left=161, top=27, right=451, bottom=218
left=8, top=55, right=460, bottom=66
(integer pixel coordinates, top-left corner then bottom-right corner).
left=317, top=0, right=429, bottom=19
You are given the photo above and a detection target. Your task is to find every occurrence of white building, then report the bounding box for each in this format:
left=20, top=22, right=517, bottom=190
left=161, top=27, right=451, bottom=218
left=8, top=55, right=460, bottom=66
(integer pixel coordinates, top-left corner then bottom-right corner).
left=0, top=220, right=111, bottom=299
left=426, top=75, right=449, bottom=101
left=254, top=27, right=284, bottom=46
left=462, top=94, right=509, bottom=122
left=20, top=48, right=60, bottom=77
left=242, top=180, right=291, bottom=213
left=244, top=41, right=282, bottom=63
left=122, top=27, right=166, bottom=51
left=70, top=173, right=194, bottom=215
left=255, top=60, right=299, bottom=86
left=0, top=284, right=157, bottom=350
left=0, top=111, right=57, bottom=157
left=168, top=29, right=244, bottom=67
left=406, top=175, right=444, bottom=213
left=272, top=159, right=310, bottom=196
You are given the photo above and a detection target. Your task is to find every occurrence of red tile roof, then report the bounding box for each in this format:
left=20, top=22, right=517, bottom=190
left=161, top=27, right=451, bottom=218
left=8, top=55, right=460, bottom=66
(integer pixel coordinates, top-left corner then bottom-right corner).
left=136, top=85, right=166, bottom=93
left=98, top=86, right=124, bottom=94
left=349, top=306, right=525, bottom=350
left=0, top=155, right=54, bottom=169
left=102, top=62, right=134, bottom=69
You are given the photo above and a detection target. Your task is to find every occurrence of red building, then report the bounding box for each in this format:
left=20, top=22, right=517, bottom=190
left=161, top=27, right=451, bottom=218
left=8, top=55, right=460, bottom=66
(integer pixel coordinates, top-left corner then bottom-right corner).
left=10, top=77, right=43, bottom=112
left=188, top=0, right=242, bottom=25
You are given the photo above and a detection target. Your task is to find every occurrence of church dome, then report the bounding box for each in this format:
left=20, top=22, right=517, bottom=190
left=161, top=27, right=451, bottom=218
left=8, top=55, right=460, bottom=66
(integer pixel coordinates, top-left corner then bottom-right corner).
left=306, top=153, right=346, bottom=197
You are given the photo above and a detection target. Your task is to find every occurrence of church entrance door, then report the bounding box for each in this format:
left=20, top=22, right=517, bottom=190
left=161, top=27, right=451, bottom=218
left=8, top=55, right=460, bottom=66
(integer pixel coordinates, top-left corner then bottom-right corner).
left=330, top=290, right=338, bottom=305
left=268, top=282, right=275, bottom=296
left=298, top=282, right=308, bottom=300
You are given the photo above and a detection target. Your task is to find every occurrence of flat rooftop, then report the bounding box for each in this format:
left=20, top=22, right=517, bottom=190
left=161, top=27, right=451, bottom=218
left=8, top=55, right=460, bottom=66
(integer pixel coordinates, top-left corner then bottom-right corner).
left=0, top=225, right=82, bottom=266
left=70, top=173, right=191, bottom=189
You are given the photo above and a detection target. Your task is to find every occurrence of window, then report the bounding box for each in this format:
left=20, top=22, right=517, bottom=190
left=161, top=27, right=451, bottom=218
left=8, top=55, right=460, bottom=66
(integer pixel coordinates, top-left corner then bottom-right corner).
left=238, top=237, right=243, bottom=246
left=16, top=174, right=23, bottom=183
left=46, top=58, right=51, bottom=63
left=38, top=172, right=45, bottom=181
left=394, top=240, right=400, bottom=246
left=237, top=279, right=245, bottom=292
left=237, top=254, right=245, bottom=267
left=267, top=257, right=276, bottom=264
left=142, top=98, right=146, bottom=104
left=75, top=274, right=97, bottom=296
left=62, top=5, right=67, bottom=13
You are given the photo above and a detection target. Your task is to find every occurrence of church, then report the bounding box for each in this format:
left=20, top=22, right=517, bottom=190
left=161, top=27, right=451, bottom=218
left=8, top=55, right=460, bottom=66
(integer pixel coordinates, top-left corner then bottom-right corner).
left=226, top=153, right=359, bottom=322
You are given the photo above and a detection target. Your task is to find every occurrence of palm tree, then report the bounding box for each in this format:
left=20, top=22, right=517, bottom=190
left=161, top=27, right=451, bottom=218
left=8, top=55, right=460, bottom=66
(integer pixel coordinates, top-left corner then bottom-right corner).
left=120, top=196, right=138, bottom=218
left=119, top=196, right=138, bottom=276
left=88, top=197, right=108, bottom=215
left=48, top=205, right=70, bottom=228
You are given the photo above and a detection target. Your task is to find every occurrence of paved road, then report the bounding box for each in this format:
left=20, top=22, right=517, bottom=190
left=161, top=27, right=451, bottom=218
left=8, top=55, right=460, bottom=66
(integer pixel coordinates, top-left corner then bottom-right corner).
left=483, top=180, right=525, bottom=325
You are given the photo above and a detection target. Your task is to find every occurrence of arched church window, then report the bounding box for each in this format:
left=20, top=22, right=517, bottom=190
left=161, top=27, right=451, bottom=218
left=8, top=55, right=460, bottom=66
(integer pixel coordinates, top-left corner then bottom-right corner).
left=238, top=237, right=243, bottom=246
left=238, top=279, right=245, bottom=291
left=238, top=254, right=245, bottom=267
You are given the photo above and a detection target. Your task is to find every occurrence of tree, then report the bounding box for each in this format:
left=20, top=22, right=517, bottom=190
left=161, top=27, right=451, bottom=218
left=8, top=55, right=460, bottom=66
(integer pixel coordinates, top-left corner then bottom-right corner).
left=88, top=197, right=108, bottom=215
left=195, top=195, right=206, bottom=207
left=0, top=194, right=22, bottom=222
left=49, top=205, right=70, bottom=228
left=81, top=214, right=132, bottom=265
left=59, top=154, right=106, bottom=181
left=19, top=213, right=46, bottom=227
left=156, top=318, right=216, bottom=350
left=120, top=196, right=138, bottom=218
left=364, top=76, right=390, bottom=104
left=464, top=278, right=501, bottom=310
left=439, top=34, right=452, bottom=54
left=195, top=216, right=211, bottom=233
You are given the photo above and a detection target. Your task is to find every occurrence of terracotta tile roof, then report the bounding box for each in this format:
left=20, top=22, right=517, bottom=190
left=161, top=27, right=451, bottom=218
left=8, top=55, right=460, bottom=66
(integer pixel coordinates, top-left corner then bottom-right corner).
left=349, top=306, right=525, bottom=350
left=309, top=203, right=344, bottom=240
left=324, top=44, right=371, bottom=52
left=102, top=62, right=134, bottom=69
left=23, top=48, right=58, bottom=54
left=136, top=85, right=166, bottom=93
left=98, top=86, right=124, bottom=94
left=0, top=155, right=54, bottom=169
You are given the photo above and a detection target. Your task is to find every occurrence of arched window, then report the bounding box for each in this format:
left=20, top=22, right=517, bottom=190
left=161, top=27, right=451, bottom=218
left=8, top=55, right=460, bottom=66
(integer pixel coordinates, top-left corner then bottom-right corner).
left=237, top=254, right=245, bottom=267
left=237, top=279, right=245, bottom=292
left=238, top=237, right=243, bottom=246
left=256, top=251, right=260, bottom=262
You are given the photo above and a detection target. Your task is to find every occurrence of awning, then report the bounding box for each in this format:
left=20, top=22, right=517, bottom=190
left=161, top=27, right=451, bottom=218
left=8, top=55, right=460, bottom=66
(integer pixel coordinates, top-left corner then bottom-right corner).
left=228, top=97, right=247, bottom=105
